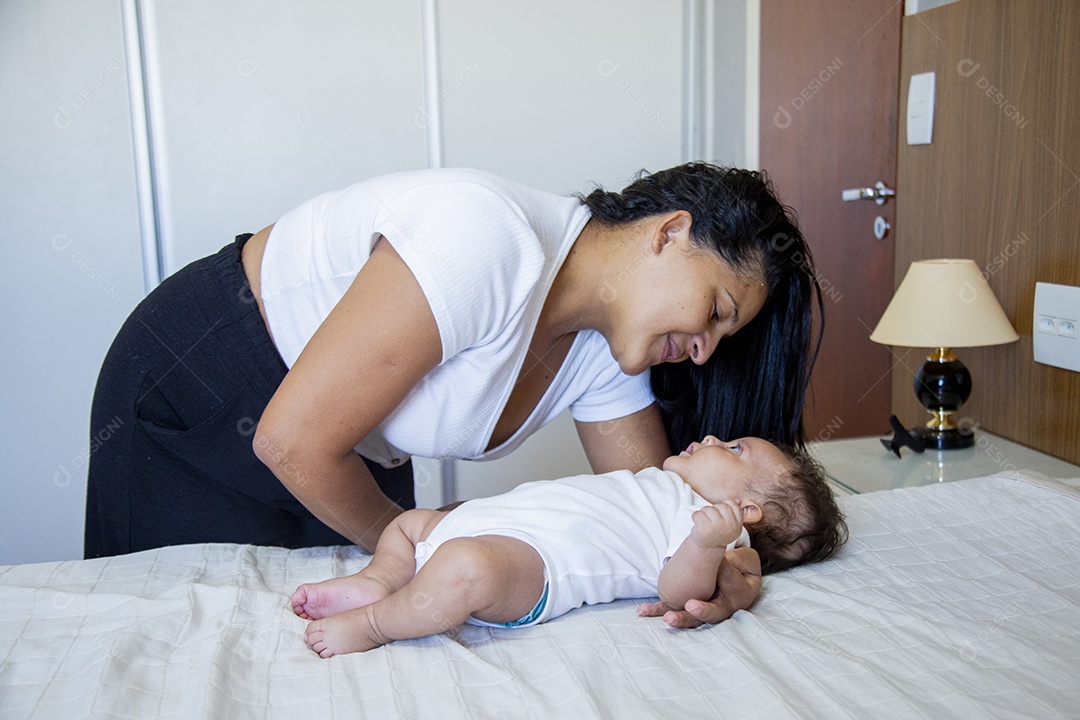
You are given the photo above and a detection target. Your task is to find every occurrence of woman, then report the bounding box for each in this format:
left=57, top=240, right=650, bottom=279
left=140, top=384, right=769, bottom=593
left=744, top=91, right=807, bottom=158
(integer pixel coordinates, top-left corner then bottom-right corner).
left=84, top=163, right=820, bottom=568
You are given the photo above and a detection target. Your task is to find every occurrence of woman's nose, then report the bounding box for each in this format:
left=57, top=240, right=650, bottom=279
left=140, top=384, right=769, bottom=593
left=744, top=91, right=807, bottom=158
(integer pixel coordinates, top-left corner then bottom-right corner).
left=689, top=331, right=720, bottom=364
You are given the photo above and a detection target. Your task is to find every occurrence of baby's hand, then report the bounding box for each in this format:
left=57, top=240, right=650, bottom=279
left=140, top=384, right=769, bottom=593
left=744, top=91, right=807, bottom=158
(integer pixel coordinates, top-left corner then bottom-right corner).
left=689, top=500, right=743, bottom=550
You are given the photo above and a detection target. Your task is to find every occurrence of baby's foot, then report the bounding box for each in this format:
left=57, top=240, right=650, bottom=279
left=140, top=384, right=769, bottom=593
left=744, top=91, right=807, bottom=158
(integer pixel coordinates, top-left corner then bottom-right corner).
left=305, top=606, right=388, bottom=657
left=291, top=574, right=390, bottom=620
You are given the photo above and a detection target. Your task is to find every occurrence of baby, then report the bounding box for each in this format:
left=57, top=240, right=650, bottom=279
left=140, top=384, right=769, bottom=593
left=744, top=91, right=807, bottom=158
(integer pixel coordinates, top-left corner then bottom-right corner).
left=292, top=436, right=847, bottom=657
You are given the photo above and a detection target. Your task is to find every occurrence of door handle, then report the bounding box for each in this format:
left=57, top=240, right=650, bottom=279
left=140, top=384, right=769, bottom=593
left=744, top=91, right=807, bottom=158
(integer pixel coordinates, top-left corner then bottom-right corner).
left=841, top=181, right=896, bottom=205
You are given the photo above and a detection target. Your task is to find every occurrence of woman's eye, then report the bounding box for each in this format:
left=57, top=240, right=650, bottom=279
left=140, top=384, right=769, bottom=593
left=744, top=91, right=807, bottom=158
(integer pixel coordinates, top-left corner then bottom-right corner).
left=711, top=306, right=720, bottom=323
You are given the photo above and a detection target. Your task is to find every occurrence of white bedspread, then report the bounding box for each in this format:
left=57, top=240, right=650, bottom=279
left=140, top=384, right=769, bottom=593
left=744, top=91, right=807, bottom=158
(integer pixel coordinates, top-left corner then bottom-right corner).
left=3, top=471, right=1080, bottom=719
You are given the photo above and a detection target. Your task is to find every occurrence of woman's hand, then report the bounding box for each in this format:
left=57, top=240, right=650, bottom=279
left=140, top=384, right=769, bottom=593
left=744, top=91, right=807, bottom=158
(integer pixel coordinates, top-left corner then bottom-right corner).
left=639, top=547, right=762, bottom=628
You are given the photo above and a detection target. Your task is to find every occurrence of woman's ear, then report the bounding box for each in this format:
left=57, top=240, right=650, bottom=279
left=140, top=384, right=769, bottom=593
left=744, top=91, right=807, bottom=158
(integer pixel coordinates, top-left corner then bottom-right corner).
left=650, top=210, right=693, bottom=253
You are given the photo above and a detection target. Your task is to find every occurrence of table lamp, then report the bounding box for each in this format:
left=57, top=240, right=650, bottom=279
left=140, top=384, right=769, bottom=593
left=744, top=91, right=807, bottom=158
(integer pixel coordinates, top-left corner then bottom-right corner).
left=870, top=259, right=1019, bottom=449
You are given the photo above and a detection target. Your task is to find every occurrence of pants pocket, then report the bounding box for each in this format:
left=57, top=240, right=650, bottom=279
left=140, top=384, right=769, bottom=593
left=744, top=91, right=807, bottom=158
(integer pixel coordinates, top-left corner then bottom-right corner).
left=134, top=381, right=266, bottom=486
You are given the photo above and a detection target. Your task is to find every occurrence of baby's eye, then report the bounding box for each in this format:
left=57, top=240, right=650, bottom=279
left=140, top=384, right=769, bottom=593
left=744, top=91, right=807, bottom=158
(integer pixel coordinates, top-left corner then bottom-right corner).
left=728, top=443, right=741, bottom=454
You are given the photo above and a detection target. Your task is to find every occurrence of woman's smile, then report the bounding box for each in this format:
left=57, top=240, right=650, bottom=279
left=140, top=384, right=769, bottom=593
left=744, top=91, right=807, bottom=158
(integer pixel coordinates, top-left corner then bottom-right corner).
left=608, top=218, right=768, bottom=376
left=661, top=335, right=683, bottom=364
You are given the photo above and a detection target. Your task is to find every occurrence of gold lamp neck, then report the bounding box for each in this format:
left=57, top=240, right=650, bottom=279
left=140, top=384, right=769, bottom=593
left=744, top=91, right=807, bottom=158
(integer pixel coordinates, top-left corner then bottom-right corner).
left=928, top=347, right=957, bottom=362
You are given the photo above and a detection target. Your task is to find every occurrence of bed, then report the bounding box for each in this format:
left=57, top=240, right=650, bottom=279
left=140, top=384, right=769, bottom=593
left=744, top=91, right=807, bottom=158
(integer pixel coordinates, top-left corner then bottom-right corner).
left=3, top=469, right=1079, bottom=719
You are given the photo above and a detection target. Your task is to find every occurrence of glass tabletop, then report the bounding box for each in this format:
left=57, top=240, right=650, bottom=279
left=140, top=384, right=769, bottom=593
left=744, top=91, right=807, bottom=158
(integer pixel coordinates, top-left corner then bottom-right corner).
left=809, top=431, right=1080, bottom=495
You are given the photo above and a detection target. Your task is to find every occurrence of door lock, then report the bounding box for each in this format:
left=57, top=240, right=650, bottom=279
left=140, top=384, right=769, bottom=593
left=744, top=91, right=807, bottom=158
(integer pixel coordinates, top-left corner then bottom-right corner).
left=874, top=215, right=890, bottom=240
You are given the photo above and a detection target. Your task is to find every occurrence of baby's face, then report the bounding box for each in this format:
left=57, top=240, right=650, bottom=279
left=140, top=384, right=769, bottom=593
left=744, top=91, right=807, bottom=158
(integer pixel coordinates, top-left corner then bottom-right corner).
left=662, top=436, right=791, bottom=506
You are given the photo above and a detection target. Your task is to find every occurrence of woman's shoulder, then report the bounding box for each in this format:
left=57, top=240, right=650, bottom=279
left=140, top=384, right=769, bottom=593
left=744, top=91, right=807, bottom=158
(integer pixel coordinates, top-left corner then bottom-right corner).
left=363, top=167, right=529, bottom=204
left=365, top=168, right=583, bottom=228
left=564, top=331, right=654, bottom=420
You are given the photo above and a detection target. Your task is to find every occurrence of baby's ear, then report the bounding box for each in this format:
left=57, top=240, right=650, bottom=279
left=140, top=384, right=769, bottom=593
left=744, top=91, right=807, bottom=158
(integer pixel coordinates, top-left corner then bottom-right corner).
left=741, top=501, right=764, bottom=526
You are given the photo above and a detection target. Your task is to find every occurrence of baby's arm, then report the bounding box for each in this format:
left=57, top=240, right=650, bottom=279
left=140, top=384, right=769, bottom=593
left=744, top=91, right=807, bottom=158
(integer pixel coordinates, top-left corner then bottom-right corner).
left=657, top=500, right=743, bottom=610
left=640, top=547, right=761, bottom=627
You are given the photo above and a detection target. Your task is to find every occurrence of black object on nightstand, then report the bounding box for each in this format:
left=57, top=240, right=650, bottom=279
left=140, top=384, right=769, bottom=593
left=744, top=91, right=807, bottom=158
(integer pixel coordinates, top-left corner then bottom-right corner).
left=881, top=415, right=926, bottom=458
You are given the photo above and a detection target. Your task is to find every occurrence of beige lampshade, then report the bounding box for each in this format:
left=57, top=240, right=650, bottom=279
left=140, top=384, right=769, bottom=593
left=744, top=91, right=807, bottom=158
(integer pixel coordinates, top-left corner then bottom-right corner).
left=870, top=259, right=1020, bottom=348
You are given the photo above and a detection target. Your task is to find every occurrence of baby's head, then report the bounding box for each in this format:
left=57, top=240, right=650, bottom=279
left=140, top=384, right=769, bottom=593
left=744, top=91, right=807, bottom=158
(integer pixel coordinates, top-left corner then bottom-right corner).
left=663, top=436, right=847, bottom=574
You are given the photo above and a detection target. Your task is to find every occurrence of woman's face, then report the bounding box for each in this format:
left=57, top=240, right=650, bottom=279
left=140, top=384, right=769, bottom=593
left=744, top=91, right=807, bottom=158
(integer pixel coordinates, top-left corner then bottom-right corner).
left=606, top=213, right=768, bottom=376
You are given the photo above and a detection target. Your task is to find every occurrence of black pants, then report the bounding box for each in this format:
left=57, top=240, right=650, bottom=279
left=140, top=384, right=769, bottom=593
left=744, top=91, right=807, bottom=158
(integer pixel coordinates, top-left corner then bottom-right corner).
left=84, top=235, right=414, bottom=559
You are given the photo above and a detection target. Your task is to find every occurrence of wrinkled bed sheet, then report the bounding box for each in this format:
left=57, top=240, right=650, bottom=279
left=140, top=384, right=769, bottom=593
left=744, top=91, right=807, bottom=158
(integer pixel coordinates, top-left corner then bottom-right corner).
left=2, top=471, right=1079, bottom=719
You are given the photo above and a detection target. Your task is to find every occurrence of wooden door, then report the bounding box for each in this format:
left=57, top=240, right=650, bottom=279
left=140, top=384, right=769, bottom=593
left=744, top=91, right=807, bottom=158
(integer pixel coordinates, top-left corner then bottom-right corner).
left=759, top=0, right=902, bottom=440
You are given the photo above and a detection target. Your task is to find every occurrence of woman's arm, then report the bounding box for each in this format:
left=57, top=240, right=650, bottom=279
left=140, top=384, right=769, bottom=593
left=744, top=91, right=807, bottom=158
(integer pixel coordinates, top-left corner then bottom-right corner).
left=575, top=403, right=671, bottom=473
left=254, top=239, right=442, bottom=551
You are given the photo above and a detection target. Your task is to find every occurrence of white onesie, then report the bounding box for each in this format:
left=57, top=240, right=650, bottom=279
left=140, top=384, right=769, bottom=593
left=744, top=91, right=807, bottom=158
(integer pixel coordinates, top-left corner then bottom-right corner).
left=413, top=466, right=751, bottom=626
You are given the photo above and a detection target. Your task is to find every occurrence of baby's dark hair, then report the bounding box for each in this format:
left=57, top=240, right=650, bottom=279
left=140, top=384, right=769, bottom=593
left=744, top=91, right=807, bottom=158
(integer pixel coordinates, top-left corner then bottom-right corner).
left=748, top=445, right=847, bottom=575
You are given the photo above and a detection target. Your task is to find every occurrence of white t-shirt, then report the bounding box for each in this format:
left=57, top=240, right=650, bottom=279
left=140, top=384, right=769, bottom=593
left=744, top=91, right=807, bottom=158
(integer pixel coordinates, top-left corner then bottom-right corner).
left=260, top=168, right=655, bottom=467
left=414, top=466, right=752, bottom=625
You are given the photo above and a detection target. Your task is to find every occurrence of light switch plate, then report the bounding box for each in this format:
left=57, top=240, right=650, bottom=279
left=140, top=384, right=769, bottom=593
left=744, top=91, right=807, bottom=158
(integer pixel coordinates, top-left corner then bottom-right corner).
left=1034, top=282, right=1080, bottom=372
left=907, top=71, right=935, bottom=145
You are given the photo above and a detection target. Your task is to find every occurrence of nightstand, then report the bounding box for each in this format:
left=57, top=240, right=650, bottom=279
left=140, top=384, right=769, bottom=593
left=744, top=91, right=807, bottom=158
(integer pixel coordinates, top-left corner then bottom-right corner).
left=809, top=432, right=1080, bottom=495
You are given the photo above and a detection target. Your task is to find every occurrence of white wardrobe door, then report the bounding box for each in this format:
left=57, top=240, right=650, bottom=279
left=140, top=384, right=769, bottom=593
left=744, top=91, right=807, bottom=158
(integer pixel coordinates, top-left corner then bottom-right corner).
left=148, top=0, right=429, bottom=272
left=0, top=1, right=146, bottom=563
left=438, top=0, right=684, bottom=195
left=437, top=0, right=685, bottom=499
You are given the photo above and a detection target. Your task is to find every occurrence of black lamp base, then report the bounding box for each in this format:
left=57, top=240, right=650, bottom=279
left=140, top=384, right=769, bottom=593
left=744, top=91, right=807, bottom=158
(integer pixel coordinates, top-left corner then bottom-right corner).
left=912, top=348, right=975, bottom=451
left=911, top=424, right=975, bottom=450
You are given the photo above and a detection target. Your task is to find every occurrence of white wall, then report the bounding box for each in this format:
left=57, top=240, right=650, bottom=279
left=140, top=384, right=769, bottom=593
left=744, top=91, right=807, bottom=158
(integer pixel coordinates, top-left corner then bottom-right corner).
left=0, top=0, right=756, bottom=564
left=0, top=0, right=146, bottom=565
left=147, top=0, right=428, bottom=273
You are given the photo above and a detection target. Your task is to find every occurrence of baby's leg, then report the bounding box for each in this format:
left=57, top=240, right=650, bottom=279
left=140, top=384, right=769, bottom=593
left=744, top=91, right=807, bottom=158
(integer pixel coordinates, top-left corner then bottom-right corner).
left=292, top=508, right=443, bottom=620
left=304, top=535, right=545, bottom=657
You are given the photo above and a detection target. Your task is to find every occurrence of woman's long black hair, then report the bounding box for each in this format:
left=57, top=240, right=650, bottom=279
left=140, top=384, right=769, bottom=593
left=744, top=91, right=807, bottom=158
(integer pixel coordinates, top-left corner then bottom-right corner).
left=580, top=163, right=823, bottom=451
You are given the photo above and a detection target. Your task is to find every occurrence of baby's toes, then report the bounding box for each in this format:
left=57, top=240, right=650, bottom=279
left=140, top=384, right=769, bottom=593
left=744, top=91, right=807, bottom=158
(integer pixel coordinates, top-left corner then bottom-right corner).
left=305, top=621, right=323, bottom=648
left=305, top=621, right=335, bottom=658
